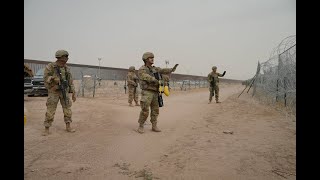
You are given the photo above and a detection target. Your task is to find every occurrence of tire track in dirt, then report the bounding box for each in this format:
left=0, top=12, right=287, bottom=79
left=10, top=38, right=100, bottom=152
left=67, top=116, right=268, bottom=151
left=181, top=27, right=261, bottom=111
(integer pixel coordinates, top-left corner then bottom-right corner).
left=24, top=84, right=295, bottom=179
left=150, top=90, right=295, bottom=179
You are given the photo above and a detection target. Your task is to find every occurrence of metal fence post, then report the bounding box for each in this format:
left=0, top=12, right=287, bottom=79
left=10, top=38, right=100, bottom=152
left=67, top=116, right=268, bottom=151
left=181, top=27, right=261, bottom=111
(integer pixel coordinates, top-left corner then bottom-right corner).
left=93, top=75, right=96, bottom=97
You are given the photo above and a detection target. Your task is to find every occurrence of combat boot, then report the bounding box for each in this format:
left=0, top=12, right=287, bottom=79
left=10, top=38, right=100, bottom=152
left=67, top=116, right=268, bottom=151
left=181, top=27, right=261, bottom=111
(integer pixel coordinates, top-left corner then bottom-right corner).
left=208, top=100, right=211, bottom=104
left=42, top=127, right=49, bottom=136
left=137, top=124, right=144, bottom=134
left=152, top=123, right=161, bottom=132
left=216, top=100, right=221, bottom=103
left=129, top=103, right=134, bottom=107
left=135, top=102, right=140, bottom=106
left=66, top=123, right=76, bottom=133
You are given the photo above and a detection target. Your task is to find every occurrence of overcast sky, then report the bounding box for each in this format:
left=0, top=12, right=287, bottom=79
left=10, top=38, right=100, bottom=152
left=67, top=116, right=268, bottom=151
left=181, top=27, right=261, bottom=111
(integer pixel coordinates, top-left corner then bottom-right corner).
left=24, top=0, right=296, bottom=80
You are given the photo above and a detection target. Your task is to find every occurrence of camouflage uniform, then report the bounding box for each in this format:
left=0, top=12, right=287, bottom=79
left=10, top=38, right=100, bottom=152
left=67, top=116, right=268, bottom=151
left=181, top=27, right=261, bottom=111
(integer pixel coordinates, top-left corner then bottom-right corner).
left=43, top=56, right=75, bottom=128
left=161, top=74, right=170, bottom=86
left=24, top=64, right=34, bottom=77
left=138, top=65, right=173, bottom=126
left=126, top=66, right=139, bottom=106
left=208, top=66, right=225, bottom=103
left=137, top=52, right=175, bottom=133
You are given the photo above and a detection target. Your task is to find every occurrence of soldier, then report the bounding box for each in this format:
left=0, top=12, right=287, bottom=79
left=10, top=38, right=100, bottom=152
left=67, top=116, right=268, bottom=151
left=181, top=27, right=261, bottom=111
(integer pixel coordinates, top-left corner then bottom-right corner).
left=24, top=64, right=34, bottom=77
left=126, top=66, right=140, bottom=107
left=137, top=52, right=178, bottom=133
left=42, top=50, right=76, bottom=136
left=208, top=66, right=226, bottom=104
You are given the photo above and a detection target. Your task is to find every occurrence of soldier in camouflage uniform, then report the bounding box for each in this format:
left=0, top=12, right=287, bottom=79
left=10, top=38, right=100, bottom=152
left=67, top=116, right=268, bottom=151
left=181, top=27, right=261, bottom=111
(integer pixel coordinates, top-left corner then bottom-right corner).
left=42, top=50, right=76, bottom=136
left=137, top=52, right=178, bottom=133
left=126, top=66, right=140, bottom=107
left=208, top=66, right=226, bottom=104
left=24, top=64, right=34, bottom=77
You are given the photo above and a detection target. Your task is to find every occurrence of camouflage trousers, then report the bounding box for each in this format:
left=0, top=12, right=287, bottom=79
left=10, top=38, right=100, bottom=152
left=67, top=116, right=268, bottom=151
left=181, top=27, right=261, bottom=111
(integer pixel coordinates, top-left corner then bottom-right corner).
left=209, top=85, right=219, bottom=102
left=138, top=90, right=159, bottom=125
left=44, top=91, right=72, bottom=127
left=128, top=86, right=139, bottom=104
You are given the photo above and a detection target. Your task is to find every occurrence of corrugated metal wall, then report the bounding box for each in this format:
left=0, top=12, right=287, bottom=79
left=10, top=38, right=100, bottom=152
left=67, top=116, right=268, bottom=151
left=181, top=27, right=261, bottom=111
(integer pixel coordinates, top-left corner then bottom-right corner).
left=24, top=59, right=128, bottom=80
left=24, top=62, right=47, bottom=76
left=24, top=59, right=242, bottom=83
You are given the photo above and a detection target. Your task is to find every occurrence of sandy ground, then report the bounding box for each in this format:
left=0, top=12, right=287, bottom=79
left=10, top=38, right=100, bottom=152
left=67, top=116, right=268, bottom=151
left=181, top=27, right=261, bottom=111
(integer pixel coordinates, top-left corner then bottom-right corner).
left=24, top=83, right=296, bottom=180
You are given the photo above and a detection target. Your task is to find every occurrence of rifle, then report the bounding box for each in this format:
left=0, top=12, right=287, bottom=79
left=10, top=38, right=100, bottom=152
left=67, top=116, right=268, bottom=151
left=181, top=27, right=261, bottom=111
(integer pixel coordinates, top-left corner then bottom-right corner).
left=210, top=78, right=216, bottom=88
left=133, top=76, right=139, bottom=95
left=133, top=76, right=139, bottom=87
left=55, top=67, right=68, bottom=106
left=153, top=72, right=164, bottom=107
left=124, top=79, right=127, bottom=94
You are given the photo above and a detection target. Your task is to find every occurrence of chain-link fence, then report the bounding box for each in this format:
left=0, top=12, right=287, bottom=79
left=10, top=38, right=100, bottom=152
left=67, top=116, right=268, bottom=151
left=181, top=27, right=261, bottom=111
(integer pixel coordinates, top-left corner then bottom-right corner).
left=74, top=78, right=210, bottom=98
left=24, top=60, right=242, bottom=99
left=71, top=64, right=215, bottom=98
left=242, top=35, right=296, bottom=118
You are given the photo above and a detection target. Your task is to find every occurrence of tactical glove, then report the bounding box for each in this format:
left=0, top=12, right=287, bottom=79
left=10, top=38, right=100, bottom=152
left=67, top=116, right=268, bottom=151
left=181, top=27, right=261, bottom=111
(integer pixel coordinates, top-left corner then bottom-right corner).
left=171, top=64, right=179, bottom=72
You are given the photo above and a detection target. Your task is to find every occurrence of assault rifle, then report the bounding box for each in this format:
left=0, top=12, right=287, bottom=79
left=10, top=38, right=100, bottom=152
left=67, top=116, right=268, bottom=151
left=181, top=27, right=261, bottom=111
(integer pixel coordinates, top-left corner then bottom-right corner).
left=154, top=72, right=164, bottom=107
left=54, top=67, right=68, bottom=106
left=124, top=79, right=127, bottom=94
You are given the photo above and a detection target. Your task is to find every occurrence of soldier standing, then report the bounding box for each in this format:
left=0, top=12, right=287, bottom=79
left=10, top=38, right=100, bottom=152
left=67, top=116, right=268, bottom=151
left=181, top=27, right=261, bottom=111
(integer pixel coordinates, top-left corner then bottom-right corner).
left=137, top=52, right=178, bottom=133
left=42, top=50, right=76, bottom=136
left=208, top=66, right=226, bottom=103
left=126, top=66, right=140, bottom=107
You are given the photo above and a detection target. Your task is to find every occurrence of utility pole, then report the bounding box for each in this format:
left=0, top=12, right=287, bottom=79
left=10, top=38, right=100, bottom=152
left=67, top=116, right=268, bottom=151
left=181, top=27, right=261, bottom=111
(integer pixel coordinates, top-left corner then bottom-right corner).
left=98, top=58, right=102, bottom=86
left=98, top=58, right=102, bottom=78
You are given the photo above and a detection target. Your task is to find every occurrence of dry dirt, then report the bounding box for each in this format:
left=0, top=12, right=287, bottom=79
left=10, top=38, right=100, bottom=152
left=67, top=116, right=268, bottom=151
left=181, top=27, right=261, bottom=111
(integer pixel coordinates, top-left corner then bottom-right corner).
left=24, top=83, right=296, bottom=180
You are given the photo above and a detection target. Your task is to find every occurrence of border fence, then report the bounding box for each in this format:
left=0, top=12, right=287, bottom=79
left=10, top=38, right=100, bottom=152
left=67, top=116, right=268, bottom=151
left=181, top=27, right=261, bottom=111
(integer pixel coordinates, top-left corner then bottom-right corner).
left=241, top=35, right=296, bottom=118
left=24, top=59, right=242, bottom=98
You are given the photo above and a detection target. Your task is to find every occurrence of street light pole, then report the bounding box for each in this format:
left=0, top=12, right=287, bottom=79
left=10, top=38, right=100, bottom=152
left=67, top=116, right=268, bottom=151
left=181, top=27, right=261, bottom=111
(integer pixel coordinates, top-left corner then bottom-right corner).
left=98, top=58, right=102, bottom=78
left=165, top=60, right=169, bottom=68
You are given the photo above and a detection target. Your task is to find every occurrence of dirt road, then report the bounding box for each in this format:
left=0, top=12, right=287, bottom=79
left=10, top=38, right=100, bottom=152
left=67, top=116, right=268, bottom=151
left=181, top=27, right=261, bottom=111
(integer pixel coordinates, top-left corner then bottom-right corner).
left=24, top=83, right=296, bottom=180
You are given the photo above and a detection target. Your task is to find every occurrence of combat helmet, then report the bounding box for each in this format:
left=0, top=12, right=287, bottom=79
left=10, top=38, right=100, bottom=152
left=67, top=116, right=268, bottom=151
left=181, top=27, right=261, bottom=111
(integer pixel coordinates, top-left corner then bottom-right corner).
left=212, top=66, right=217, bottom=70
left=129, top=66, right=135, bottom=72
left=55, top=50, right=69, bottom=58
left=142, top=52, right=154, bottom=61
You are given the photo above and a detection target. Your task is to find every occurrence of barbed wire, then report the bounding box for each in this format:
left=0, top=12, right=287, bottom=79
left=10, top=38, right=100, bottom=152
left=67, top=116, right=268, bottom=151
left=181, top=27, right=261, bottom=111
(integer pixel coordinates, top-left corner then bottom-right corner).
left=249, top=35, right=296, bottom=118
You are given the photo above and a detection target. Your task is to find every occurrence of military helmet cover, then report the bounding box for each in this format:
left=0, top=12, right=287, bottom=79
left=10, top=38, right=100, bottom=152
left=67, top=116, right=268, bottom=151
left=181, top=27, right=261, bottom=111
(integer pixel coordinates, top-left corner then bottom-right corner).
left=142, top=52, right=154, bottom=60
left=129, top=66, right=135, bottom=71
left=55, top=50, right=69, bottom=58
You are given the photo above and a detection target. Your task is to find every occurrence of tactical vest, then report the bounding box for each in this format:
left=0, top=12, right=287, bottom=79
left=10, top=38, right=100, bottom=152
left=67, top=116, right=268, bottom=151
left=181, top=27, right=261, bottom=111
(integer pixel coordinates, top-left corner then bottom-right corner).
left=139, top=66, right=158, bottom=92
